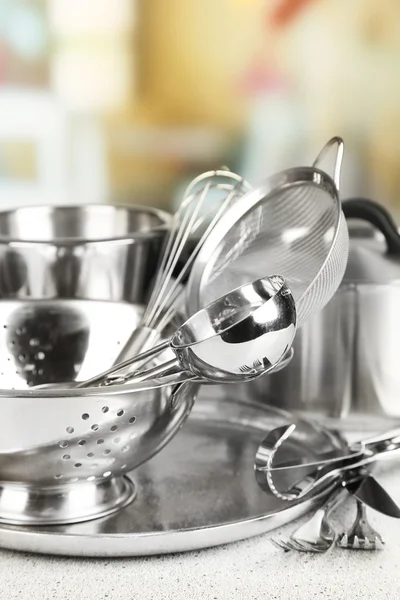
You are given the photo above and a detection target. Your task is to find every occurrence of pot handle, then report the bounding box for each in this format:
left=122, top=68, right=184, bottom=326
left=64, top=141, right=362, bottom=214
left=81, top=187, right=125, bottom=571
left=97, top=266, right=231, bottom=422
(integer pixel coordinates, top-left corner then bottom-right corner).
left=342, top=198, right=400, bottom=256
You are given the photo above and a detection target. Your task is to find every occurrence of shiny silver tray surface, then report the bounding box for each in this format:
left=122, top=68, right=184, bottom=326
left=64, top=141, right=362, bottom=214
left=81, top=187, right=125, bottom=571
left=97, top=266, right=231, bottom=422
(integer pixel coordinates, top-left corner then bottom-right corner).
left=0, top=390, right=344, bottom=557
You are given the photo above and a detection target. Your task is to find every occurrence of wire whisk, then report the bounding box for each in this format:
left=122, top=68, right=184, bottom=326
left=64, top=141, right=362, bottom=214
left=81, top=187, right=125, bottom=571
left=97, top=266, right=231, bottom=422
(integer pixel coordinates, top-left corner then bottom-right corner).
left=113, top=168, right=251, bottom=366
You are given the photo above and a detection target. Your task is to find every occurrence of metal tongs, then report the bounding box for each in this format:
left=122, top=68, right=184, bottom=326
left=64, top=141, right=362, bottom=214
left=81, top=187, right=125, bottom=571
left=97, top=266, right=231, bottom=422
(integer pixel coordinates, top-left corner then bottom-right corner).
left=255, top=424, right=400, bottom=502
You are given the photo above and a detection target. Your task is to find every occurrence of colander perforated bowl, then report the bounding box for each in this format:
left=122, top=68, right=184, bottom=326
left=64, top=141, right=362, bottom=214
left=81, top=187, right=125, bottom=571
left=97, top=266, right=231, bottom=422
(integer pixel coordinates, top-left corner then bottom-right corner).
left=0, top=299, right=197, bottom=525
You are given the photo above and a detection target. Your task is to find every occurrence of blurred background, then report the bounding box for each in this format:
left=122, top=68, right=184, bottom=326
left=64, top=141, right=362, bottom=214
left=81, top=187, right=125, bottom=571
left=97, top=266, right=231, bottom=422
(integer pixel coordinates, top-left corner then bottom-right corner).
left=0, top=0, right=399, bottom=214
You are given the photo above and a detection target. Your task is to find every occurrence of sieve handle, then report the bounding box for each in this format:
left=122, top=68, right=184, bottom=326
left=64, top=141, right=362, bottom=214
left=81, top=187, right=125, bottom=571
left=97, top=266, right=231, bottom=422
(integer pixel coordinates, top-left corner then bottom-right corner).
left=312, top=136, right=344, bottom=191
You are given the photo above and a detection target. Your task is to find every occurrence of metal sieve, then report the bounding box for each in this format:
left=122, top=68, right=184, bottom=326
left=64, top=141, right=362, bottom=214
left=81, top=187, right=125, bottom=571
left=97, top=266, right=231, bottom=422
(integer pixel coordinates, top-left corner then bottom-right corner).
left=186, top=137, right=349, bottom=328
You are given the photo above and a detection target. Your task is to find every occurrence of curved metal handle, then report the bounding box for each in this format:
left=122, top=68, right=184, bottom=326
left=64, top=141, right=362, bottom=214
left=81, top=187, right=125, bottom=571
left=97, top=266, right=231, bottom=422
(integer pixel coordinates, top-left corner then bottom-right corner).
left=312, top=136, right=344, bottom=191
left=76, top=340, right=171, bottom=388
left=342, top=198, right=400, bottom=256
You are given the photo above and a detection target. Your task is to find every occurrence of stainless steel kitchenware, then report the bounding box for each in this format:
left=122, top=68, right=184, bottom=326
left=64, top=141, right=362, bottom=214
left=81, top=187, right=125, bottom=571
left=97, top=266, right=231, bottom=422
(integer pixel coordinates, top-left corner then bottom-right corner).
left=346, top=475, right=400, bottom=519
left=258, top=423, right=400, bottom=501
left=78, top=275, right=296, bottom=387
left=0, top=391, right=347, bottom=557
left=0, top=204, right=171, bottom=302
left=186, top=137, right=349, bottom=328
left=0, top=299, right=198, bottom=525
left=241, top=198, right=400, bottom=427
left=337, top=499, right=385, bottom=550
left=271, top=487, right=348, bottom=553
left=115, top=169, right=250, bottom=366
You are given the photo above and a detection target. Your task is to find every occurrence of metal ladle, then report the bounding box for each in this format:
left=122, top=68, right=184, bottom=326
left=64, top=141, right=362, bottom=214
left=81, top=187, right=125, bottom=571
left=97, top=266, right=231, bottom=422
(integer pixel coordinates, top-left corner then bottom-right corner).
left=77, top=275, right=297, bottom=388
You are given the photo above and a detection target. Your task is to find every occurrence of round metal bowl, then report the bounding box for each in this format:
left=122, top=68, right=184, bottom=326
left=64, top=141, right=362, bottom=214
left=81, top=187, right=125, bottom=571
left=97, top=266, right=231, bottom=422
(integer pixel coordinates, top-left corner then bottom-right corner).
left=0, top=299, right=197, bottom=526
left=0, top=204, right=171, bottom=302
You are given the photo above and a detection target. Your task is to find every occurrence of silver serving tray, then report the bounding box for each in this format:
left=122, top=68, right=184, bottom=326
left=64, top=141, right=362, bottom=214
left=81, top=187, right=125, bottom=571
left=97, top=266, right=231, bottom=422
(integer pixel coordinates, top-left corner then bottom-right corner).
left=0, top=390, right=344, bottom=557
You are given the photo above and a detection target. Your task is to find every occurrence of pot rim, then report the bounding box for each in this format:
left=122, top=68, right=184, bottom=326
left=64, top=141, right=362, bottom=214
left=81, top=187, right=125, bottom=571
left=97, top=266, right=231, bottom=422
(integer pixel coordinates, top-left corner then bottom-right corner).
left=0, top=203, right=172, bottom=246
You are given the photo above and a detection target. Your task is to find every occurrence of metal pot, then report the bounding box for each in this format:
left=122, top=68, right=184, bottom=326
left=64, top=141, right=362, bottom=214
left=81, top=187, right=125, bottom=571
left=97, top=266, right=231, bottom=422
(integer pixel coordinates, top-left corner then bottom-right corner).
left=0, top=204, right=171, bottom=302
left=233, top=198, right=400, bottom=429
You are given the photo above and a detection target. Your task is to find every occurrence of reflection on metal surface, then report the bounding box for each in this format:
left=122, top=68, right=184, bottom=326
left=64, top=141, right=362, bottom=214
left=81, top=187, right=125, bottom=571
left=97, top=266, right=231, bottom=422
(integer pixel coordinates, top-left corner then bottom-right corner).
left=0, top=392, right=345, bottom=557
left=0, top=300, right=198, bottom=525
left=0, top=204, right=170, bottom=302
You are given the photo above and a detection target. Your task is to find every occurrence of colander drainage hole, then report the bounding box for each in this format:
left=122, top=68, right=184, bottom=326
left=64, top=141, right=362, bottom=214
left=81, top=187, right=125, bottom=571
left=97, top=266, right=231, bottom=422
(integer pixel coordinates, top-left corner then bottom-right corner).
left=66, top=427, right=74, bottom=434
left=87, top=452, right=95, bottom=458
left=117, top=409, right=124, bottom=417
left=74, top=463, right=82, bottom=468
left=91, top=424, right=99, bottom=431
left=77, top=439, right=86, bottom=446
left=87, top=476, right=95, bottom=482
left=54, top=474, right=63, bottom=479
left=59, top=441, right=69, bottom=448
left=129, top=416, right=136, bottom=424
left=101, top=406, right=109, bottom=413
left=113, top=437, right=121, bottom=444
left=103, top=471, right=111, bottom=478
left=62, top=454, right=70, bottom=460
left=110, top=425, right=118, bottom=432
left=122, top=445, right=130, bottom=453
left=97, top=438, right=104, bottom=445
left=82, top=413, right=89, bottom=420
left=103, top=449, right=111, bottom=455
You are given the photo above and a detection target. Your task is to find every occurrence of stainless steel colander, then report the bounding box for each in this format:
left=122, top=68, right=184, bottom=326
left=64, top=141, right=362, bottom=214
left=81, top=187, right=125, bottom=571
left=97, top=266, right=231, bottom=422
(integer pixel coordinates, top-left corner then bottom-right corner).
left=0, top=299, right=197, bottom=525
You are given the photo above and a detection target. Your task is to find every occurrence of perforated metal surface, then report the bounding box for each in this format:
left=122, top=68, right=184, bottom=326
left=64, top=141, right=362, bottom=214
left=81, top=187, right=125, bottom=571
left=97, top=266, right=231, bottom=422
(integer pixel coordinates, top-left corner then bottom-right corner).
left=187, top=168, right=349, bottom=327
left=0, top=300, right=197, bottom=524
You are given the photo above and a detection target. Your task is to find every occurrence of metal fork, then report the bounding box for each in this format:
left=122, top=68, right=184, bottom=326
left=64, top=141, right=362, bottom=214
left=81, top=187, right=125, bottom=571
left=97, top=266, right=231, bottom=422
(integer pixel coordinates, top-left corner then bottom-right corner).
left=270, top=487, right=348, bottom=553
left=337, top=499, right=385, bottom=550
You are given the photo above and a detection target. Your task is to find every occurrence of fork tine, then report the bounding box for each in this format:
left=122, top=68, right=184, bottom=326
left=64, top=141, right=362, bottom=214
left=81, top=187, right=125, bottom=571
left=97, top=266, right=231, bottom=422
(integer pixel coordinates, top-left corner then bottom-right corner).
left=270, top=538, right=292, bottom=552
left=337, top=500, right=385, bottom=551
left=287, top=539, right=326, bottom=553
left=337, top=533, right=348, bottom=548
left=271, top=537, right=326, bottom=553
left=337, top=533, right=384, bottom=550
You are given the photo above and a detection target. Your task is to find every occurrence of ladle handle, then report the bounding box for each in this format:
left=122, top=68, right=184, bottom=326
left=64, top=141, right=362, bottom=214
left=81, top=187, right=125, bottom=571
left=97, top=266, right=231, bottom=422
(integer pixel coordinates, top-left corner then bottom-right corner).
left=111, top=358, right=191, bottom=385
left=312, top=136, right=344, bottom=191
left=342, top=198, right=400, bottom=256
left=76, top=340, right=170, bottom=388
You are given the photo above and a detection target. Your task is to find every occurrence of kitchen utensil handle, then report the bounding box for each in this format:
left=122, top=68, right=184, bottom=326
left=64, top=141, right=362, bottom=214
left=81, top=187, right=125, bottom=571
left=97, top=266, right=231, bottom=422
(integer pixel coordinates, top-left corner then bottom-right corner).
left=342, top=198, right=400, bottom=255
left=76, top=340, right=170, bottom=388
left=113, top=358, right=192, bottom=385
left=312, top=136, right=344, bottom=190
left=357, top=428, right=400, bottom=452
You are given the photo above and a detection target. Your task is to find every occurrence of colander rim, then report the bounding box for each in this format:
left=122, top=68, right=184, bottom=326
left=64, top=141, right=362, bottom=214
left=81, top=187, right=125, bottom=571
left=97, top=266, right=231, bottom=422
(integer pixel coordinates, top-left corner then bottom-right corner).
left=0, top=377, right=193, bottom=399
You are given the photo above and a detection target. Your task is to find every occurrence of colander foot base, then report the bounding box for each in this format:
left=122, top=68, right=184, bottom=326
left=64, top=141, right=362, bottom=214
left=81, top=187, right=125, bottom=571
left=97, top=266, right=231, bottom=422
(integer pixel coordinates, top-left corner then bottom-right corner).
left=0, top=475, right=136, bottom=526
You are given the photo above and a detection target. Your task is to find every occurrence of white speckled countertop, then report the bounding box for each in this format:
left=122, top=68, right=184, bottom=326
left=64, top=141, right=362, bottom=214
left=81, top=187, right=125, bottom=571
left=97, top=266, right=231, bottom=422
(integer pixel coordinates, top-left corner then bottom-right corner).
left=1, top=462, right=400, bottom=600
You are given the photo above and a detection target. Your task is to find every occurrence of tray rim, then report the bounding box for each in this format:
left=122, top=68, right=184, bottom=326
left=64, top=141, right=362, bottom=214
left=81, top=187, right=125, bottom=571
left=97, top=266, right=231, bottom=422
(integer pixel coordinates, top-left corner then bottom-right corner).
left=0, top=395, right=344, bottom=557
